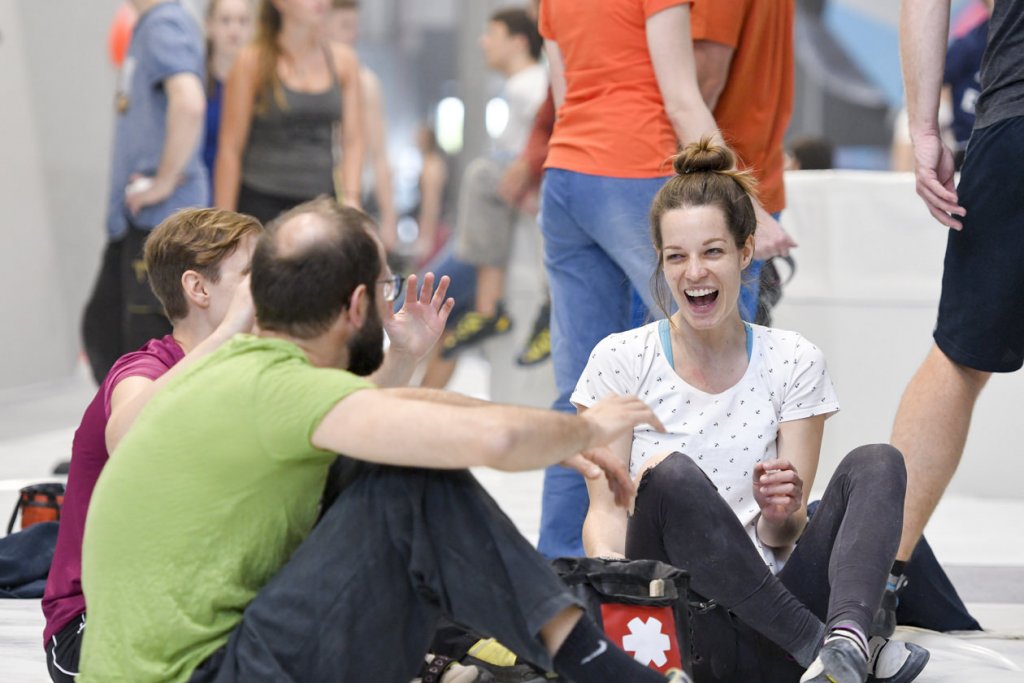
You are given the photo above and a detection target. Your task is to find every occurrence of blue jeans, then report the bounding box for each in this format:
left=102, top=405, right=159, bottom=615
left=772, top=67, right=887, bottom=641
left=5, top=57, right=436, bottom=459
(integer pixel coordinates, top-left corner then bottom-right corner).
left=736, top=210, right=787, bottom=324
left=537, top=169, right=670, bottom=558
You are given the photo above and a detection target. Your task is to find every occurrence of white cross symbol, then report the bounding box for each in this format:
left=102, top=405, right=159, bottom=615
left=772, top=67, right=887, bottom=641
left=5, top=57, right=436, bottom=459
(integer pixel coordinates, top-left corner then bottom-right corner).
left=621, top=616, right=672, bottom=667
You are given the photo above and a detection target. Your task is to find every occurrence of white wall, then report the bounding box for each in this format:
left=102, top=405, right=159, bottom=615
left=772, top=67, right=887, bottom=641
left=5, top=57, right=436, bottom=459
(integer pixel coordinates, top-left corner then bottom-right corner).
left=776, top=171, right=1024, bottom=499
left=0, top=0, right=121, bottom=389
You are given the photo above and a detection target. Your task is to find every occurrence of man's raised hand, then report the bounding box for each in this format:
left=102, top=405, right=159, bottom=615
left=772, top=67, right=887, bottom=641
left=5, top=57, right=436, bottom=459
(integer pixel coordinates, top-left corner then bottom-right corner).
left=384, top=272, right=455, bottom=360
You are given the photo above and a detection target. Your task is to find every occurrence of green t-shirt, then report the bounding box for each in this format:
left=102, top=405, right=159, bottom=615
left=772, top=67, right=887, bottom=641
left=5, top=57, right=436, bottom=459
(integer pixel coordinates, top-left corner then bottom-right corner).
left=79, top=335, right=373, bottom=682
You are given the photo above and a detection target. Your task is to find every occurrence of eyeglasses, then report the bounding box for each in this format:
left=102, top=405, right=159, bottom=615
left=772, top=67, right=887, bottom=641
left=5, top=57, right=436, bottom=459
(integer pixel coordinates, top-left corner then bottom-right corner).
left=379, top=274, right=405, bottom=302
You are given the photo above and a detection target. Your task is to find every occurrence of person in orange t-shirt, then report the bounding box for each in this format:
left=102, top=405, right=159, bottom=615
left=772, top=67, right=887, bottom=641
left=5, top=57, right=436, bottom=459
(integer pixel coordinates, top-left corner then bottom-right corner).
left=691, top=0, right=795, bottom=322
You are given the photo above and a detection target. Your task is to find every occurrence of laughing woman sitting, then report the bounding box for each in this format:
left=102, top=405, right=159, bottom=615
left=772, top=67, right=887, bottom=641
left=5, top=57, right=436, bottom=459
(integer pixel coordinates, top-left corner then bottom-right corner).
left=573, top=139, right=930, bottom=683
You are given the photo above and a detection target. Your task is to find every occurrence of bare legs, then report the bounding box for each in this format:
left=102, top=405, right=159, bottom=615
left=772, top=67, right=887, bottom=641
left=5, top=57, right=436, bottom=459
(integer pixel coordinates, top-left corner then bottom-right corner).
left=890, top=344, right=989, bottom=561
left=475, top=265, right=506, bottom=317
left=421, top=343, right=458, bottom=389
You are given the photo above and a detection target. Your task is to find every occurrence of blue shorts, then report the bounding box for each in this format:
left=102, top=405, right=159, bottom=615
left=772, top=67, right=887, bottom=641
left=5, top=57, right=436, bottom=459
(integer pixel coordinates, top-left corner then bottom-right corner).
left=935, top=115, right=1024, bottom=372
left=399, top=245, right=477, bottom=324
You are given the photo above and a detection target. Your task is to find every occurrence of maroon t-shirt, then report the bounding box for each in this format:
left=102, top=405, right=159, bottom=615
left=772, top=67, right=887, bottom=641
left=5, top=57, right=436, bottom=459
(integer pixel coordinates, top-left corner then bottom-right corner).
left=41, top=336, right=184, bottom=646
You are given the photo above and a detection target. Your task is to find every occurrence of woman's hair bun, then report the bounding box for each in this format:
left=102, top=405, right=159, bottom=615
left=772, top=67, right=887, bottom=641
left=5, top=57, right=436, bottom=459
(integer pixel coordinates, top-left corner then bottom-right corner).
left=672, top=136, right=735, bottom=176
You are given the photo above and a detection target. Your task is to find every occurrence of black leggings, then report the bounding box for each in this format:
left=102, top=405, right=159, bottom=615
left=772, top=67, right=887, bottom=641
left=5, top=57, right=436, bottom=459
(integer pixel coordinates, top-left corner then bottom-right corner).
left=236, top=183, right=319, bottom=226
left=82, top=226, right=172, bottom=383
left=626, top=444, right=906, bottom=683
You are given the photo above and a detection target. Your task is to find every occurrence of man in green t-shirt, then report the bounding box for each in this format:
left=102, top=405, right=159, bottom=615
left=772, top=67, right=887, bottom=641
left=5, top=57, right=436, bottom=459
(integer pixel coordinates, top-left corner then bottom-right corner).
left=79, top=198, right=685, bottom=683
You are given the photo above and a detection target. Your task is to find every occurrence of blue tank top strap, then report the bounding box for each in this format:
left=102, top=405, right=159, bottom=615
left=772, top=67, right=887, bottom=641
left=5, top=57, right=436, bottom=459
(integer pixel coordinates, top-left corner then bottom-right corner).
left=658, top=318, right=753, bottom=368
left=659, top=318, right=674, bottom=367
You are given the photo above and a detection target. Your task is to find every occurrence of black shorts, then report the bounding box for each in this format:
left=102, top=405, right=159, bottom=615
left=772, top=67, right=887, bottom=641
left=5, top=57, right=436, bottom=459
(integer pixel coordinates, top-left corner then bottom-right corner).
left=935, top=115, right=1024, bottom=372
left=46, top=613, right=85, bottom=682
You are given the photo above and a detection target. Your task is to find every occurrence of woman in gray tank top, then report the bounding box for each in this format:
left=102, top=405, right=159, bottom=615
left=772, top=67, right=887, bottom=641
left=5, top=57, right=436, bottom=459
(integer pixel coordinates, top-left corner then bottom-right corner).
left=213, top=0, right=363, bottom=225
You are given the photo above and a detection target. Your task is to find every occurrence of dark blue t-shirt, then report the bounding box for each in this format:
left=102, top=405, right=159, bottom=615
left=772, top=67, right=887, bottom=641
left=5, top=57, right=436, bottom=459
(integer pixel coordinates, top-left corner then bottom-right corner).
left=106, top=1, right=208, bottom=238
left=203, top=79, right=223, bottom=199
left=944, top=20, right=988, bottom=148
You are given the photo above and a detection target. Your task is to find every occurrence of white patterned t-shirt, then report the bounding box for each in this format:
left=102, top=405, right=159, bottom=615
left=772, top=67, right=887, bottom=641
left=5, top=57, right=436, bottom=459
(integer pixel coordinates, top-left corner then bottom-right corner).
left=571, top=321, right=840, bottom=572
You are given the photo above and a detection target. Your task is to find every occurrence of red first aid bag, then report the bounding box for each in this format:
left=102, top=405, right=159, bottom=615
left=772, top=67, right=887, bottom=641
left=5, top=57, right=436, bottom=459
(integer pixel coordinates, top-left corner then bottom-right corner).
left=553, top=557, right=692, bottom=677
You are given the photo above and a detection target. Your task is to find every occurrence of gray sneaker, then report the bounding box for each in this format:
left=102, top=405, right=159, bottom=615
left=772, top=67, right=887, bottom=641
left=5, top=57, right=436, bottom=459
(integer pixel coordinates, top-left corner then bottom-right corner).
left=867, top=637, right=930, bottom=683
left=799, top=638, right=868, bottom=683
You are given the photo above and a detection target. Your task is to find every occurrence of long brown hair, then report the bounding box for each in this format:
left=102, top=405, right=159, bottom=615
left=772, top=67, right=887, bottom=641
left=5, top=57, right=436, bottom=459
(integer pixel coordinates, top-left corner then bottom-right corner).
left=254, top=1, right=287, bottom=113
left=649, top=138, right=759, bottom=318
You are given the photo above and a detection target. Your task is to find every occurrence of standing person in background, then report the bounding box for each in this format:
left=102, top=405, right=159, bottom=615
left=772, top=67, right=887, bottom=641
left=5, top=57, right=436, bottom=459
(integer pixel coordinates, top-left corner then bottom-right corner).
left=440, top=7, right=548, bottom=359
left=202, top=0, right=255, bottom=199
left=786, top=136, right=835, bottom=171
left=884, top=0, right=1024, bottom=640
left=504, top=91, right=556, bottom=368
left=691, top=0, right=796, bottom=323
left=412, top=124, right=478, bottom=392
left=82, top=0, right=208, bottom=384
left=535, top=0, right=795, bottom=558
left=413, top=123, right=451, bottom=269
left=214, top=0, right=363, bottom=224
left=324, top=0, right=399, bottom=249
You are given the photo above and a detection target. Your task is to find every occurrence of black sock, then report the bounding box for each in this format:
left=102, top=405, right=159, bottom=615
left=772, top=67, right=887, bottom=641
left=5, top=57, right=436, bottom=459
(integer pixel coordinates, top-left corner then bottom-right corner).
left=890, top=560, right=906, bottom=578
left=552, top=616, right=667, bottom=683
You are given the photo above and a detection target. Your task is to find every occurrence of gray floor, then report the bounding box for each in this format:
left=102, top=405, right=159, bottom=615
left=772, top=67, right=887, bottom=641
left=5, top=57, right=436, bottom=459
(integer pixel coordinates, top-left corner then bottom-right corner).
left=2, top=363, right=1023, bottom=682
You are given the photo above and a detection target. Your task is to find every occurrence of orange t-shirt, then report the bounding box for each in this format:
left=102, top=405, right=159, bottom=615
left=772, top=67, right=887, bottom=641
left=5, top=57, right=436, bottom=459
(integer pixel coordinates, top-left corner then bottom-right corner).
left=540, top=0, right=691, bottom=178
left=691, top=0, right=794, bottom=214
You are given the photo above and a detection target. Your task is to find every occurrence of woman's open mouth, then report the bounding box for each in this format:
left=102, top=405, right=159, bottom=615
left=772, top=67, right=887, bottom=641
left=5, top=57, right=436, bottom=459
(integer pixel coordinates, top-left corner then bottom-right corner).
left=684, top=287, right=719, bottom=311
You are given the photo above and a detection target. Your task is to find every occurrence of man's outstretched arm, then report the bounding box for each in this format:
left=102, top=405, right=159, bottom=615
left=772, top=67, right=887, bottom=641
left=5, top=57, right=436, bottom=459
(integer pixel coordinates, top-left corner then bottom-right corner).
left=312, top=393, right=664, bottom=508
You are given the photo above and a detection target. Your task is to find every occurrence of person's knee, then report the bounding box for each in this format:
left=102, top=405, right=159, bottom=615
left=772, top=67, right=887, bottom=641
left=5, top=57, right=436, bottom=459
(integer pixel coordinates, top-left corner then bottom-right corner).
left=639, top=452, right=716, bottom=503
left=930, top=344, right=991, bottom=393
left=841, top=443, right=907, bottom=489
